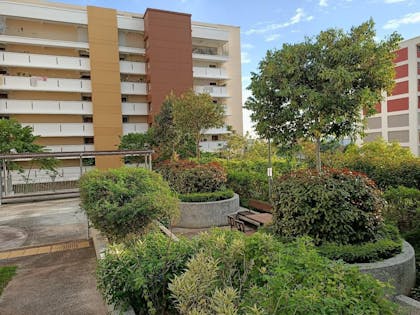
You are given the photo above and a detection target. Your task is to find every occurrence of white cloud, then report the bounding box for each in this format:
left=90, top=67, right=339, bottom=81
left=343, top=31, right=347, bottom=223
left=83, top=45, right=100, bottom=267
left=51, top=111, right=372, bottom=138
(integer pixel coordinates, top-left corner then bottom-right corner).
left=265, top=34, right=281, bottom=42
left=383, top=11, right=420, bottom=29
left=241, top=43, right=254, bottom=49
left=384, top=0, right=407, bottom=3
left=319, top=0, right=328, bottom=6
left=241, top=52, right=251, bottom=64
left=245, top=8, right=313, bottom=35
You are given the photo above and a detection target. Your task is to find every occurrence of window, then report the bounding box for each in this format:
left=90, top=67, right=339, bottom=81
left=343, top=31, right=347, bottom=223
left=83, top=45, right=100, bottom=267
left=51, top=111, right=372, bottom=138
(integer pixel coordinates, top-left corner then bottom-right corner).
left=209, top=64, right=216, bottom=68
left=84, top=137, right=94, bottom=144
left=212, top=135, right=219, bottom=141
left=121, top=96, right=128, bottom=103
left=0, top=93, right=8, bottom=99
left=122, top=116, right=129, bottom=123
left=79, top=50, right=89, bottom=58
left=82, top=95, right=91, bottom=101
left=210, top=82, right=217, bottom=86
left=212, top=100, right=218, bottom=104
left=0, top=115, right=10, bottom=120
left=83, top=116, right=93, bottom=123
left=80, top=73, right=91, bottom=79
left=0, top=69, right=7, bottom=75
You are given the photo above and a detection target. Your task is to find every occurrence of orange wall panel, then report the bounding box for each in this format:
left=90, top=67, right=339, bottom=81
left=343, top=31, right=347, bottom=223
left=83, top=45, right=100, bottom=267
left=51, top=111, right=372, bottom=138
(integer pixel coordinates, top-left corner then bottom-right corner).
left=87, top=6, right=123, bottom=169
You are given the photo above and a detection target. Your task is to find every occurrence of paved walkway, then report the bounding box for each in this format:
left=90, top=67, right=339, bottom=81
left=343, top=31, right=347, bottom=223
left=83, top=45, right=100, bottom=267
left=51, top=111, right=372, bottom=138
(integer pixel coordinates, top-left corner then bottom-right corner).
left=0, top=245, right=107, bottom=315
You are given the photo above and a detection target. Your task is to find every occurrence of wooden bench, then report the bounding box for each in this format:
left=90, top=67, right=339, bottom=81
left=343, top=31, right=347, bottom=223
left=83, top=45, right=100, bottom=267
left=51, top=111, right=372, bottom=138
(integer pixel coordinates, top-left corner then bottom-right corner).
left=248, top=199, right=273, bottom=213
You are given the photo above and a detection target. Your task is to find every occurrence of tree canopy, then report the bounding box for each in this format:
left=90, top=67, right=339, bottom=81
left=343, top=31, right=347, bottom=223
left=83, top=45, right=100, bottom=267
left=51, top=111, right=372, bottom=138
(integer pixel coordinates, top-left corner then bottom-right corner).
left=173, top=90, right=225, bottom=160
left=245, top=19, right=401, bottom=171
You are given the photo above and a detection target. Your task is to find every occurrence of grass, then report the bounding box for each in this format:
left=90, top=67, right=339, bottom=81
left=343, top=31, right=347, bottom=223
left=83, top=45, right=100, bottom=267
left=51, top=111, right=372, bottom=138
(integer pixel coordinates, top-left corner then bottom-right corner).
left=0, top=266, right=17, bottom=296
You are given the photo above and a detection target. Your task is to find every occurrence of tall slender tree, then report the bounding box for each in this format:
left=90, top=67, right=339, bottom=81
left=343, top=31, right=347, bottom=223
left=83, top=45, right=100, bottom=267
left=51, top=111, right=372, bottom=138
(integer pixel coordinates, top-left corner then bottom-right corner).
left=245, top=20, right=401, bottom=172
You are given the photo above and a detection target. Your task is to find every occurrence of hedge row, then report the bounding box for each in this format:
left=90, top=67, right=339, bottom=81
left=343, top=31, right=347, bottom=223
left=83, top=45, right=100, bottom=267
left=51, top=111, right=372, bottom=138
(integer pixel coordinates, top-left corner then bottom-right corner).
left=178, top=189, right=234, bottom=202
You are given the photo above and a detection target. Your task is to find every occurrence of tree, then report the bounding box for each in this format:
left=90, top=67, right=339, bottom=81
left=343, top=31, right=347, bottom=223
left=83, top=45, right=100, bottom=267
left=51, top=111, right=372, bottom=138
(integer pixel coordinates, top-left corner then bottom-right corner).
left=153, top=95, right=195, bottom=160
left=118, top=130, right=153, bottom=165
left=173, top=90, right=225, bottom=160
left=0, top=118, right=58, bottom=183
left=245, top=20, right=401, bottom=172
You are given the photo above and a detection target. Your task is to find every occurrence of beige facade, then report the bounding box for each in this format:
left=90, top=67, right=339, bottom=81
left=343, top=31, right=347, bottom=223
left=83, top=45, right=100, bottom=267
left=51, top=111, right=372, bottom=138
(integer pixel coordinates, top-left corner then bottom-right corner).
left=364, top=36, right=420, bottom=156
left=0, top=0, right=243, bottom=170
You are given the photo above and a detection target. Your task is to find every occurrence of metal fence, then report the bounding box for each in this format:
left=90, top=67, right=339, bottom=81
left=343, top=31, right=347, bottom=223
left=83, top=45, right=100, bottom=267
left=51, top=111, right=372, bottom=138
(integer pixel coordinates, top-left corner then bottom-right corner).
left=0, top=150, right=154, bottom=204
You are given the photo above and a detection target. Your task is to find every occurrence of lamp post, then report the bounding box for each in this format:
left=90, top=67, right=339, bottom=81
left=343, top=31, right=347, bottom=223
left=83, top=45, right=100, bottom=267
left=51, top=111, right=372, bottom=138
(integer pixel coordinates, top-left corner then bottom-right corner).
left=268, top=138, right=273, bottom=201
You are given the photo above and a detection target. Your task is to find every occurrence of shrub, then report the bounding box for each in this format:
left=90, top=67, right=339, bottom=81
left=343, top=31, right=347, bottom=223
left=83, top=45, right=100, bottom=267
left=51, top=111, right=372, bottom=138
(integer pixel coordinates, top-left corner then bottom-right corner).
left=318, top=225, right=402, bottom=263
left=169, top=230, right=397, bottom=315
left=79, top=167, right=179, bottom=241
left=226, top=170, right=268, bottom=206
left=272, top=168, right=385, bottom=245
left=156, top=160, right=226, bottom=194
left=383, top=186, right=420, bottom=234
left=178, top=189, right=234, bottom=202
left=97, top=230, right=196, bottom=314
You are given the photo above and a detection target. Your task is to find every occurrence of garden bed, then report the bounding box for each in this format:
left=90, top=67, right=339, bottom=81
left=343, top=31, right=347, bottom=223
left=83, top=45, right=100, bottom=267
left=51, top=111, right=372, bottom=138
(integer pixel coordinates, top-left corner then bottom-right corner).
left=174, top=194, right=240, bottom=228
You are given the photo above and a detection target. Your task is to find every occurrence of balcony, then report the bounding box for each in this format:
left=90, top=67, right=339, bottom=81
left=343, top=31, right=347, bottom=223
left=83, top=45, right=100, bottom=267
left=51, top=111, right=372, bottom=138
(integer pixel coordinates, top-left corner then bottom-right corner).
left=22, top=123, right=94, bottom=137
left=119, top=61, right=146, bottom=75
left=44, top=144, right=95, bottom=153
left=202, top=127, right=231, bottom=135
left=194, top=85, right=229, bottom=98
left=0, top=76, right=91, bottom=93
left=123, top=123, right=148, bottom=135
left=193, top=67, right=228, bottom=80
left=121, top=82, right=147, bottom=95
left=192, top=25, right=229, bottom=42
left=199, top=141, right=227, bottom=152
left=0, top=100, right=93, bottom=115
left=122, top=102, right=148, bottom=115
left=0, top=51, right=90, bottom=71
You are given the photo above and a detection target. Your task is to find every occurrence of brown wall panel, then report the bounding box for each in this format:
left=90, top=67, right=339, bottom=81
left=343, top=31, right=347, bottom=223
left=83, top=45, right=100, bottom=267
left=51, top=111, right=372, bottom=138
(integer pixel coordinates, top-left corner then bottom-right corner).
left=395, top=64, right=408, bottom=79
left=144, top=9, right=193, bottom=122
left=387, top=98, right=409, bottom=112
left=391, top=81, right=409, bottom=96
left=87, top=6, right=123, bottom=169
left=394, top=47, right=408, bottom=63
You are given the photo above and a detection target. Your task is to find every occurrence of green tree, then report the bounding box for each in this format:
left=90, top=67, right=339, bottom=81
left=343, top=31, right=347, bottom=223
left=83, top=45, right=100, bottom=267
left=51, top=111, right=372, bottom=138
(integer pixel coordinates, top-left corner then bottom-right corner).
left=245, top=20, right=401, bottom=172
left=0, top=119, right=57, bottom=179
left=119, top=130, right=153, bottom=165
left=173, top=90, right=225, bottom=160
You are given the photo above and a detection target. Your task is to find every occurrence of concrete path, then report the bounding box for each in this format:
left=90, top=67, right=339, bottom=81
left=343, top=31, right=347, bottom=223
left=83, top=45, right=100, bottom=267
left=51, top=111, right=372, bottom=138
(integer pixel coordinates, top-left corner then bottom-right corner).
left=0, top=198, right=88, bottom=250
left=0, top=245, right=107, bottom=315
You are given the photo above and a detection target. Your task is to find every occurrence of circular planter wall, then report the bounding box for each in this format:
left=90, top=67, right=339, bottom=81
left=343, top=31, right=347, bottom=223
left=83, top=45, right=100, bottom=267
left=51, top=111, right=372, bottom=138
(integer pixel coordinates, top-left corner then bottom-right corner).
left=354, top=241, right=416, bottom=296
left=174, top=194, right=240, bottom=228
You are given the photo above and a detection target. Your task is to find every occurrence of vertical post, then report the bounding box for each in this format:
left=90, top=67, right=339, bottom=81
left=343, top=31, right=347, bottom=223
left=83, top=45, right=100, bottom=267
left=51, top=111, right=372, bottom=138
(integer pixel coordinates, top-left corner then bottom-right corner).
left=0, top=160, right=3, bottom=206
left=79, top=154, right=83, bottom=178
left=268, top=138, right=273, bottom=202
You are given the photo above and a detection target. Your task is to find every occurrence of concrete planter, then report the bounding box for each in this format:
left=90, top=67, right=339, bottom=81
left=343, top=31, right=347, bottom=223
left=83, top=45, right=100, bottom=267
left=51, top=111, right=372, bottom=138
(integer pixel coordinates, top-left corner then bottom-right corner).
left=174, top=194, right=240, bottom=228
left=354, top=241, right=416, bottom=296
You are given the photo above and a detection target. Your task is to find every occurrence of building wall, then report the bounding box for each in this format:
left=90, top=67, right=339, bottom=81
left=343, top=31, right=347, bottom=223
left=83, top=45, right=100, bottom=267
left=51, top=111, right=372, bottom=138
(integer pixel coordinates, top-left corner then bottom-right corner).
left=0, top=0, right=244, bottom=171
left=364, top=36, right=420, bottom=156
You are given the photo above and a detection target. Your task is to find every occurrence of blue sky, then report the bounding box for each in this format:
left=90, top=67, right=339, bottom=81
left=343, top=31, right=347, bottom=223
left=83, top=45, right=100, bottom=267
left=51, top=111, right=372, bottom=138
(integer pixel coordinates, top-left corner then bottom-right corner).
left=59, top=0, right=420, bottom=135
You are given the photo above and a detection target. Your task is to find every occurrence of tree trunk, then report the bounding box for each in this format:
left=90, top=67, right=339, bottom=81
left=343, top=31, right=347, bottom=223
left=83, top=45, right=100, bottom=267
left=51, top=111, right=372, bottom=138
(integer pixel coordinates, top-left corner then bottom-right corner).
left=315, top=137, right=322, bottom=173
left=196, top=133, right=201, bottom=160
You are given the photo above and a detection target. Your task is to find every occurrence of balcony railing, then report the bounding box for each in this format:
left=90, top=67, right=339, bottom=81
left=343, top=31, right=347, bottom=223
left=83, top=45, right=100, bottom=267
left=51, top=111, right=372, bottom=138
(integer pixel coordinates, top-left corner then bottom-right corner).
left=123, top=123, right=148, bottom=135
left=194, top=85, right=229, bottom=98
left=122, top=102, right=148, bottom=115
left=0, top=51, right=90, bottom=71
left=193, top=67, right=228, bottom=80
left=44, top=144, right=95, bottom=153
left=22, top=123, right=94, bottom=137
left=119, top=61, right=146, bottom=75
left=199, top=141, right=227, bottom=152
left=202, top=127, right=231, bottom=135
left=121, top=82, right=147, bottom=95
left=0, top=99, right=93, bottom=115
left=0, top=76, right=92, bottom=93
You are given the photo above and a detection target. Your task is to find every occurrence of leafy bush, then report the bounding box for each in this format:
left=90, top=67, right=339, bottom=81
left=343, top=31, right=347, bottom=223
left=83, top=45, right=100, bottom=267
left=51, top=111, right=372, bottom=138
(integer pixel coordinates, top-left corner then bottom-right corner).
left=317, top=139, right=420, bottom=190
left=272, top=168, right=385, bottom=245
left=156, top=160, right=227, bottom=194
left=226, top=170, right=269, bottom=206
left=169, top=229, right=397, bottom=315
left=97, top=230, right=196, bottom=314
left=178, top=189, right=234, bottom=202
left=318, top=225, right=402, bottom=263
left=383, top=186, right=420, bottom=234
left=79, top=167, right=179, bottom=241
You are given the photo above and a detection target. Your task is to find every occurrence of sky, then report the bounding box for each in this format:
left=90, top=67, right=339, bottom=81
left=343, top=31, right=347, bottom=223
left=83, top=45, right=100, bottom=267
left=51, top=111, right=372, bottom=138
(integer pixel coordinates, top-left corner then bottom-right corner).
left=58, top=0, right=420, bottom=136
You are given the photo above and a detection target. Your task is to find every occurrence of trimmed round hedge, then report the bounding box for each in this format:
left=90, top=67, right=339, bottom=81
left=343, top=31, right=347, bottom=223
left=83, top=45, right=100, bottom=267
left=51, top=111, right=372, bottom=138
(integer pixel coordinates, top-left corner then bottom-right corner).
left=79, top=167, right=179, bottom=241
left=272, top=168, right=385, bottom=245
